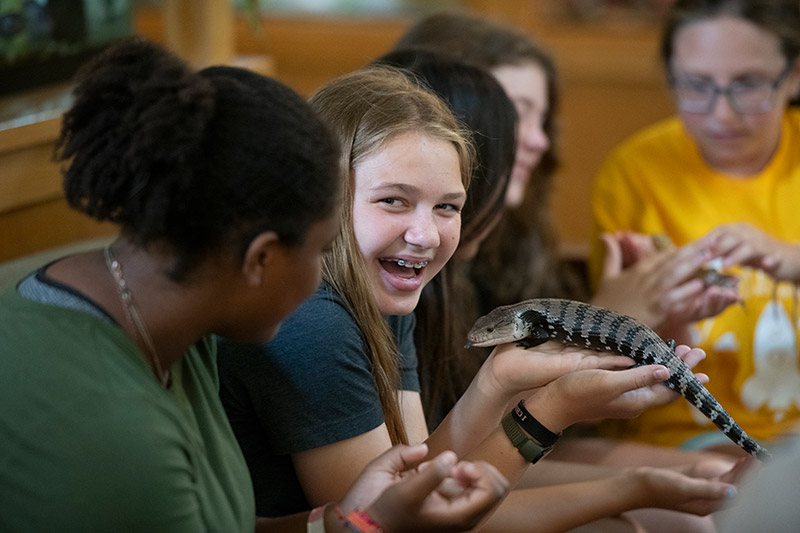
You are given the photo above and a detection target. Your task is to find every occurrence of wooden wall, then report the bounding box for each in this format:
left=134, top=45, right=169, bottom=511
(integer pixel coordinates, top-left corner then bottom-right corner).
left=532, top=22, right=674, bottom=256
left=0, top=101, right=116, bottom=263
left=0, top=1, right=674, bottom=263
left=138, top=2, right=679, bottom=257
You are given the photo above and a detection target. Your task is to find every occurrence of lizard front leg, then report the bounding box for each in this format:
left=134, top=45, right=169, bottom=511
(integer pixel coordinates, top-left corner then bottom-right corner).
left=517, top=324, right=551, bottom=349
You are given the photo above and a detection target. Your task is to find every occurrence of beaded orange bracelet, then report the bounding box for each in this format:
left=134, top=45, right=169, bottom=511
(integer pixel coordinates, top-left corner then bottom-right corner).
left=341, top=508, right=385, bottom=533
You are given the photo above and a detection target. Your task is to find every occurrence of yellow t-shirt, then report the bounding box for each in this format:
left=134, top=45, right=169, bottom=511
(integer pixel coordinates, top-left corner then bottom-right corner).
left=588, top=110, right=800, bottom=448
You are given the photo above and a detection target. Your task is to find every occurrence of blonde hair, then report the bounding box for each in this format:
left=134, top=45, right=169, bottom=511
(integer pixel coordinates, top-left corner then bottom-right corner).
left=310, top=66, right=474, bottom=444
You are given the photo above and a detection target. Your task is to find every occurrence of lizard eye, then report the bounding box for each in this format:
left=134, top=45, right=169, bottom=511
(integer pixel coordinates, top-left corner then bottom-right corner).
left=486, top=327, right=494, bottom=333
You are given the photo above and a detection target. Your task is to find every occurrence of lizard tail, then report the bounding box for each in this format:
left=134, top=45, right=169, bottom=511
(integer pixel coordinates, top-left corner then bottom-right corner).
left=676, top=378, right=771, bottom=460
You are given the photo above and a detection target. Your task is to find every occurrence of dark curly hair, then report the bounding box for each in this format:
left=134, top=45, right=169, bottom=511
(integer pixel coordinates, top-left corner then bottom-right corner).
left=57, top=37, right=339, bottom=280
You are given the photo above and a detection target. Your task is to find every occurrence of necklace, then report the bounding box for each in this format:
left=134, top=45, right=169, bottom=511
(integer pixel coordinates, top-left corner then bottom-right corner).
left=104, top=246, right=171, bottom=388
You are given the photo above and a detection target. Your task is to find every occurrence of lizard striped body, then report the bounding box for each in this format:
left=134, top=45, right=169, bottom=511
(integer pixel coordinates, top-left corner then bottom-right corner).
left=466, top=298, right=770, bottom=460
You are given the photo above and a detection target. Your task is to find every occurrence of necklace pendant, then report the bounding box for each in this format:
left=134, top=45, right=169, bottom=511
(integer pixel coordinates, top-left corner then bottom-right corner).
left=104, top=246, right=171, bottom=389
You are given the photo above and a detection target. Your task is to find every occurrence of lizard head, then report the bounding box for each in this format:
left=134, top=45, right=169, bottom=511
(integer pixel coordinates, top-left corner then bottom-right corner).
left=465, top=305, right=532, bottom=348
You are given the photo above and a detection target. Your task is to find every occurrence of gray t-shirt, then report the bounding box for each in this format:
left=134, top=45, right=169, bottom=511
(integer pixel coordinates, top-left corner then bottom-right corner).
left=217, top=282, right=419, bottom=517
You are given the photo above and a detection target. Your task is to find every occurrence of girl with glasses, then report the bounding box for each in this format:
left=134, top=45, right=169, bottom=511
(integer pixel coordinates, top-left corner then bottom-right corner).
left=589, top=0, right=800, bottom=459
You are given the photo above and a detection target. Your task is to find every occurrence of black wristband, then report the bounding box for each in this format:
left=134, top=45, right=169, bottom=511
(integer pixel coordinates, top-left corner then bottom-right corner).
left=501, top=411, right=551, bottom=464
left=511, top=400, right=560, bottom=447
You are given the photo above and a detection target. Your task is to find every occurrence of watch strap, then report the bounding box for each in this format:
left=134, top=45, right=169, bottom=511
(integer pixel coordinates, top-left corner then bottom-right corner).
left=512, top=400, right=560, bottom=447
left=501, top=411, right=551, bottom=464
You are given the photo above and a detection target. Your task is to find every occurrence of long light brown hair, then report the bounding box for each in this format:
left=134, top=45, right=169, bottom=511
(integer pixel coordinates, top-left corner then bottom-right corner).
left=309, top=67, right=474, bottom=444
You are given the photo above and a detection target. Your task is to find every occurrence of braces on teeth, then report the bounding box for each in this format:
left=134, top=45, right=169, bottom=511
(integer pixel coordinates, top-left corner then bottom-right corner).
left=395, top=259, right=429, bottom=269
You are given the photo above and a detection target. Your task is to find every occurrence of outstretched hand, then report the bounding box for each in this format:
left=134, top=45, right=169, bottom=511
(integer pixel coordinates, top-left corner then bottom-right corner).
left=341, top=444, right=509, bottom=533
left=482, top=340, right=635, bottom=400
left=627, top=456, right=753, bottom=516
left=522, top=344, right=708, bottom=433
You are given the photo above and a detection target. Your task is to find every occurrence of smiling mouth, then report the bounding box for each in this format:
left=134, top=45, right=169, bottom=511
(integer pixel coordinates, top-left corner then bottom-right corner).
left=379, top=258, right=429, bottom=279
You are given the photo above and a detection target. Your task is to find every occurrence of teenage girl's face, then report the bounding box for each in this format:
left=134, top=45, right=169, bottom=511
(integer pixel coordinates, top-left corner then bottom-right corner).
left=352, top=131, right=466, bottom=316
left=671, top=15, right=800, bottom=175
left=490, top=62, right=550, bottom=208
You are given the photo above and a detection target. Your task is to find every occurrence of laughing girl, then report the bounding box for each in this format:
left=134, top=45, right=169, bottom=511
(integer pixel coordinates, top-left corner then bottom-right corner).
left=218, top=66, right=735, bottom=531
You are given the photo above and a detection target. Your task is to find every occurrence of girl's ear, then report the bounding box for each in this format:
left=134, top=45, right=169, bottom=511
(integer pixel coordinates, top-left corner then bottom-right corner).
left=241, top=231, right=282, bottom=287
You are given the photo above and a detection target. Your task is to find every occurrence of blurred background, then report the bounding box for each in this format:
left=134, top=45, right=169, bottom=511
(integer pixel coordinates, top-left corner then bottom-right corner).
left=0, top=0, right=676, bottom=265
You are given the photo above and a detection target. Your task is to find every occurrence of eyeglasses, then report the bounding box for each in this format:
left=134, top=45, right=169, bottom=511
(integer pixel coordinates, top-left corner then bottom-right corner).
left=669, top=63, right=792, bottom=114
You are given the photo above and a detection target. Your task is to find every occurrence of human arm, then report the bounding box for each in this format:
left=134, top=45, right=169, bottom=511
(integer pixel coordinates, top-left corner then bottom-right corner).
left=457, top=360, right=693, bottom=482
left=425, top=341, right=636, bottom=458
left=293, top=342, right=698, bottom=507
left=285, top=311, right=427, bottom=504
left=546, top=436, right=737, bottom=470
left=427, top=338, right=710, bottom=458
left=475, top=460, right=743, bottom=533
left=457, top=364, right=747, bottom=533
left=285, top=330, right=717, bottom=532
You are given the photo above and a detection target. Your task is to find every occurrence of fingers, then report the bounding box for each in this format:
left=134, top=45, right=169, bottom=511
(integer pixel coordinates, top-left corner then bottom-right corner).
left=660, top=277, right=705, bottom=309
left=710, top=223, right=800, bottom=281
left=367, top=443, right=429, bottom=476
left=642, top=237, right=720, bottom=301
left=555, top=365, right=673, bottom=426
left=434, top=477, right=465, bottom=499
left=393, top=451, right=459, bottom=506
left=442, top=461, right=509, bottom=527
left=620, top=231, right=661, bottom=264
left=694, top=373, right=710, bottom=385
left=601, top=233, right=624, bottom=279
left=633, top=465, right=739, bottom=515
left=757, top=254, right=781, bottom=274
left=675, top=345, right=706, bottom=370
left=721, top=456, right=756, bottom=485
left=603, top=364, right=680, bottom=415
left=449, top=460, right=509, bottom=499
left=626, top=364, right=670, bottom=390
left=594, top=235, right=720, bottom=330
left=489, top=342, right=638, bottom=396
left=638, top=238, right=739, bottom=325
left=670, top=477, right=737, bottom=516
left=695, top=286, right=740, bottom=316
left=591, top=354, right=638, bottom=370
left=666, top=284, right=739, bottom=325
left=707, top=223, right=781, bottom=272
left=708, top=223, right=756, bottom=257
left=656, top=239, right=714, bottom=288
left=684, top=476, right=737, bottom=501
